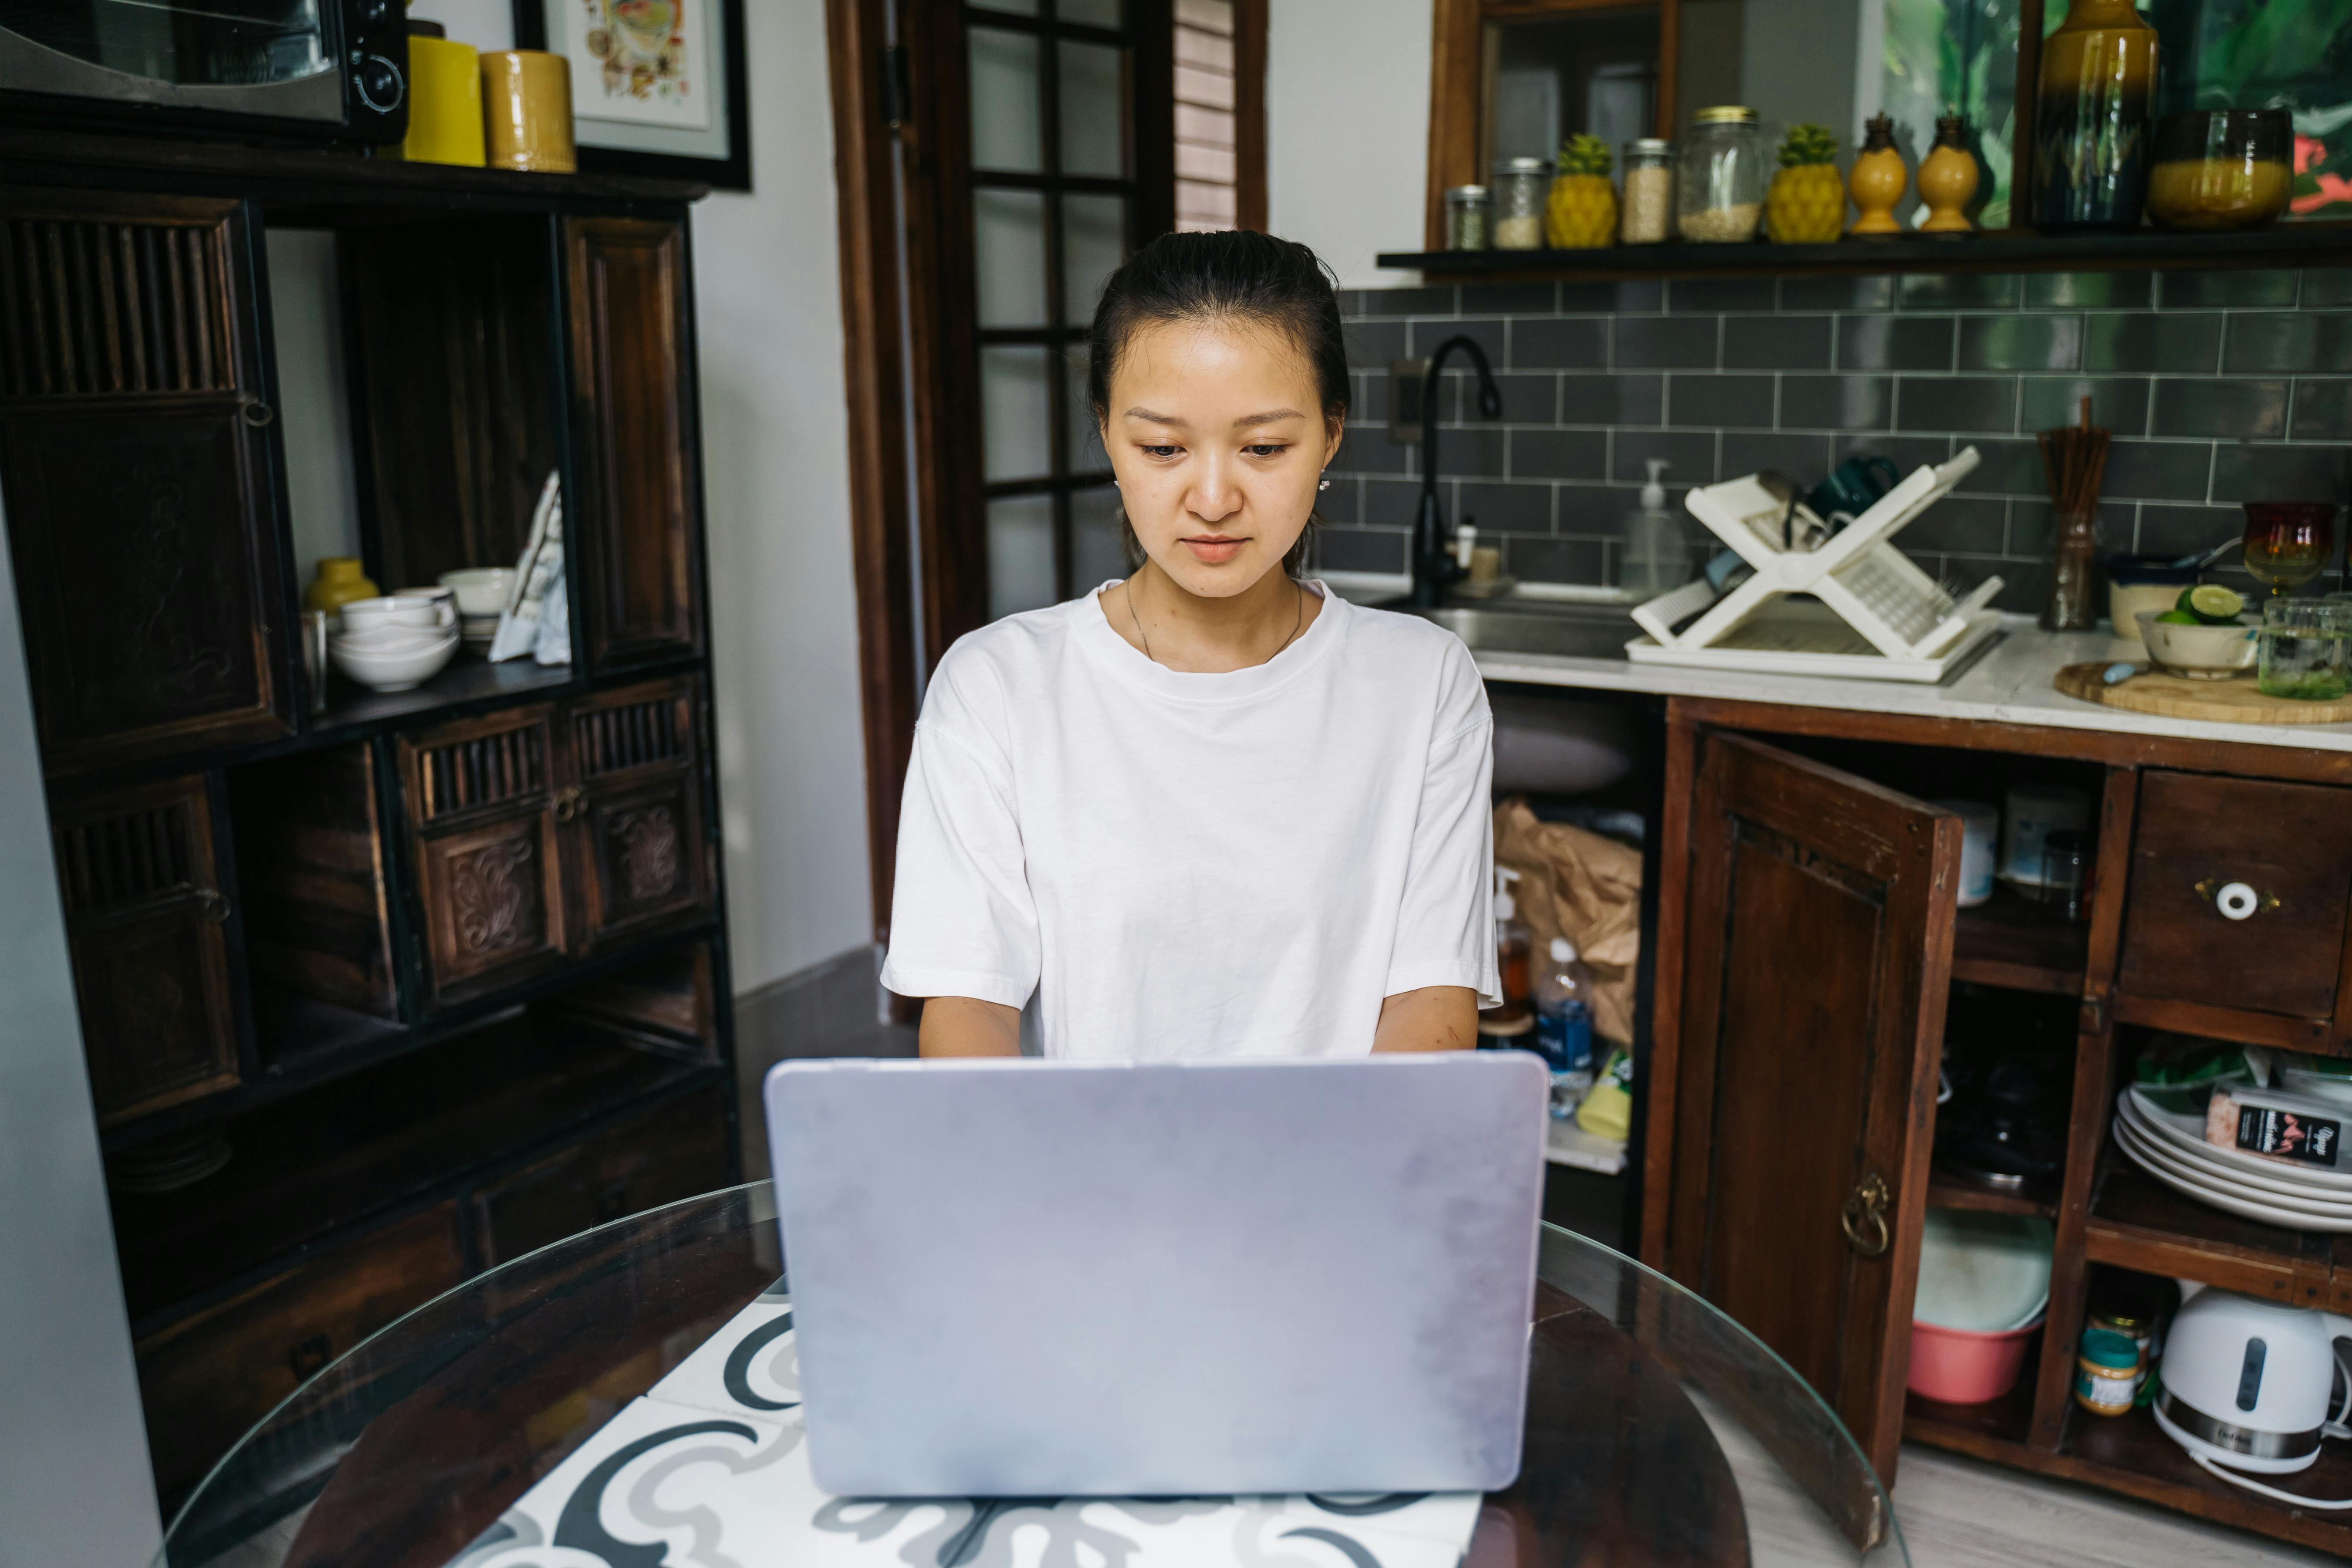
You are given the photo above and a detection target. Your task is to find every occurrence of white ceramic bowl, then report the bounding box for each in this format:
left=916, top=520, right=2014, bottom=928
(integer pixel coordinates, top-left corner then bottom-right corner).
left=440, top=567, right=517, bottom=618
left=2135, top=609, right=2257, bottom=679
left=342, top=595, right=455, bottom=635
left=330, top=629, right=458, bottom=692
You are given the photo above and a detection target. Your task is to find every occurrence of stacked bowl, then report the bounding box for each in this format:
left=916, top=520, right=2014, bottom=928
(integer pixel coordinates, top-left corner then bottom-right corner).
left=330, top=595, right=459, bottom=692
left=1908, top=1209, right=2053, bottom=1403
left=441, top=566, right=516, bottom=654
left=2113, top=1086, right=2352, bottom=1231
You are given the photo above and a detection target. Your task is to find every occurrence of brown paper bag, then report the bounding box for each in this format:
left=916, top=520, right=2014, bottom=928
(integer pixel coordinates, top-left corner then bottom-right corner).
left=1494, top=797, right=1642, bottom=1044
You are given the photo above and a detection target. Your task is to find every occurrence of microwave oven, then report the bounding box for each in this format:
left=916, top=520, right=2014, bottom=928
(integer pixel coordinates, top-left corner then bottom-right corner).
left=0, top=0, right=409, bottom=145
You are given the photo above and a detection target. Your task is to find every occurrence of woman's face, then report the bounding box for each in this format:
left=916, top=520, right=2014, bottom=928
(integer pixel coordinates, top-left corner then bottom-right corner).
left=1102, top=317, right=1341, bottom=599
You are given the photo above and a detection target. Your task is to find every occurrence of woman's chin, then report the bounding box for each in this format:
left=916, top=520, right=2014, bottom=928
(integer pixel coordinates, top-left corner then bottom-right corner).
left=1150, top=550, right=1271, bottom=598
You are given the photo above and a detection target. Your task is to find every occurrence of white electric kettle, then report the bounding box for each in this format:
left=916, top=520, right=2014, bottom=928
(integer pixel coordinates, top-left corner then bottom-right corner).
left=2154, top=1282, right=2352, bottom=1507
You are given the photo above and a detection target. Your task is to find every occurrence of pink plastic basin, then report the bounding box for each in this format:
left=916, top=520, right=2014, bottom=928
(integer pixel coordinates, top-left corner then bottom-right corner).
left=1907, top=1316, right=2041, bottom=1405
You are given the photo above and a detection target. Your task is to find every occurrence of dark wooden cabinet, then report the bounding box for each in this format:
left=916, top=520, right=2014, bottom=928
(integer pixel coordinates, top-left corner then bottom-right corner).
left=472, top=1088, right=729, bottom=1267
left=51, top=773, right=242, bottom=1125
left=561, top=676, right=712, bottom=952
left=564, top=216, right=703, bottom=671
left=0, top=192, right=290, bottom=770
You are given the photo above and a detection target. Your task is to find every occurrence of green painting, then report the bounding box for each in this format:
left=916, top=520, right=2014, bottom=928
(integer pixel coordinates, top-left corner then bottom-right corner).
left=2148, top=0, right=2352, bottom=216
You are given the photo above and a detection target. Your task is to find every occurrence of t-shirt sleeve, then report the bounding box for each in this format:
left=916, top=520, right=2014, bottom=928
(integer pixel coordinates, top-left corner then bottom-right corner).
left=877, top=661, right=1040, bottom=1009
left=1385, top=641, right=1501, bottom=1007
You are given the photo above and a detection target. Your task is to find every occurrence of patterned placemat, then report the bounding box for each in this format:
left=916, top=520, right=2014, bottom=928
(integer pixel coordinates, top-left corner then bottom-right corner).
left=443, top=1282, right=1483, bottom=1568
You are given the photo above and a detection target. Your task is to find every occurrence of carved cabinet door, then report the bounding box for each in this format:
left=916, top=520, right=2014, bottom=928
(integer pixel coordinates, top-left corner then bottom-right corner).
left=563, top=216, right=704, bottom=672
left=49, top=773, right=242, bottom=1125
left=0, top=191, right=291, bottom=773
left=556, top=676, right=712, bottom=954
left=398, top=706, right=569, bottom=1009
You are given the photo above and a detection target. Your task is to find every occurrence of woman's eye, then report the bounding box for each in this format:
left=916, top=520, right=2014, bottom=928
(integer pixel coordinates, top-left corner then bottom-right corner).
left=1245, top=443, right=1288, bottom=459
left=1140, top=444, right=1181, bottom=459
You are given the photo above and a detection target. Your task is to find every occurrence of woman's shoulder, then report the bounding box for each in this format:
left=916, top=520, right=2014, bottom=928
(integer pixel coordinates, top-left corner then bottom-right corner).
left=1320, top=594, right=1489, bottom=730
left=922, top=595, right=1098, bottom=727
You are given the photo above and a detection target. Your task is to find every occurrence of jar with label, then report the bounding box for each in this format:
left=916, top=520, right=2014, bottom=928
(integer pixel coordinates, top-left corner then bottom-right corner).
left=1445, top=184, right=1491, bottom=250
left=2074, top=1327, right=2140, bottom=1416
left=1621, top=139, right=1675, bottom=244
left=1676, top=108, right=1765, bottom=243
left=2088, top=1307, right=2154, bottom=1399
left=1493, top=158, right=1551, bottom=250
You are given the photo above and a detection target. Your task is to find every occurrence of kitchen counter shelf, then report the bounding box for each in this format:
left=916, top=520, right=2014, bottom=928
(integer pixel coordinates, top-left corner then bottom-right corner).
left=1379, top=223, right=2352, bottom=281
left=2082, top=1155, right=2349, bottom=1308
left=1951, top=887, right=2089, bottom=997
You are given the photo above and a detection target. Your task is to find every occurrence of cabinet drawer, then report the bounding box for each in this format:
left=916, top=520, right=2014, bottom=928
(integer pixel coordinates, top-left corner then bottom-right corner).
left=2118, top=771, right=2352, bottom=1021
left=472, top=1089, right=728, bottom=1267
left=135, top=1202, right=464, bottom=1498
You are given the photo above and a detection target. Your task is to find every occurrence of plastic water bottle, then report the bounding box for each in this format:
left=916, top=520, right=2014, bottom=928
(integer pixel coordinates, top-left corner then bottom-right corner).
left=1533, top=936, right=1595, bottom=1119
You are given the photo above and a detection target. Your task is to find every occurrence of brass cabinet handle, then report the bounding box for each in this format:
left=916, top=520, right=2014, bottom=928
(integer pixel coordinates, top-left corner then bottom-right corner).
left=198, top=889, right=231, bottom=925
left=239, top=399, right=274, bottom=428
left=551, top=786, right=586, bottom=823
left=2195, top=878, right=2278, bottom=921
left=1840, top=1172, right=1892, bottom=1259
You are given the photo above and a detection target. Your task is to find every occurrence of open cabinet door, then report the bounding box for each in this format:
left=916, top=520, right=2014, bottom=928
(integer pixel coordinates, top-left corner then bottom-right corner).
left=1665, top=731, right=1960, bottom=1487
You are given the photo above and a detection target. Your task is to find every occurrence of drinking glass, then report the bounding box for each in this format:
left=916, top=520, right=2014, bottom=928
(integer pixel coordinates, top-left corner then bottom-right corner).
left=2040, top=830, right=2090, bottom=923
left=2241, top=502, right=2336, bottom=598
left=2257, top=599, right=2351, bottom=701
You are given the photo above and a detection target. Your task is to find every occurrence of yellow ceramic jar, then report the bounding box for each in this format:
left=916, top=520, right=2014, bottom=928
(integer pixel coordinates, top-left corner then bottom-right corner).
left=1916, top=114, right=1979, bottom=234
left=1847, top=113, right=1907, bottom=237
left=401, top=27, right=487, bottom=167
left=2146, top=109, right=2292, bottom=231
left=304, top=557, right=380, bottom=616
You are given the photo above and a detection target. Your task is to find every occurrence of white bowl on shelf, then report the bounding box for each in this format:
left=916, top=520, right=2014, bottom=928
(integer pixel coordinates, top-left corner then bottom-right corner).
left=329, top=628, right=459, bottom=692
left=439, top=567, right=517, bottom=618
left=2134, top=609, right=2257, bottom=679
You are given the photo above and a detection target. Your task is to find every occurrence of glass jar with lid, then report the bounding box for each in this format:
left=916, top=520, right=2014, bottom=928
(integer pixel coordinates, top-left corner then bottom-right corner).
left=1620, top=139, right=1675, bottom=244
left=1677, top=108, right=1765, bottom=242
left=1444, top=184, right=1492, bottom=250
left=1492, top=157, right=1551, bottom=250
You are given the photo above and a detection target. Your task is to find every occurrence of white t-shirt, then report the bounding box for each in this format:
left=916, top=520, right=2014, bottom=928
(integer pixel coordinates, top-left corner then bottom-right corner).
left=879, top=582, right=1499, bottom=1058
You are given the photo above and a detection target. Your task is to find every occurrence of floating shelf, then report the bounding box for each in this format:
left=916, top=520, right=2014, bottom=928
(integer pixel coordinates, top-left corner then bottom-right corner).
left=314, top=656, right=578, bottom=740
left=1378, top=223, right=2352, bottom=281
left=1951, top=886, right=2090, bottom=997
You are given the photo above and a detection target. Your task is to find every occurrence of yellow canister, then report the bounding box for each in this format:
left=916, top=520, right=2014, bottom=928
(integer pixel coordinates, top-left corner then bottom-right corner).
left=481, top=50, right=576, bottom=174
left=402, top=31, right=486, bottom=167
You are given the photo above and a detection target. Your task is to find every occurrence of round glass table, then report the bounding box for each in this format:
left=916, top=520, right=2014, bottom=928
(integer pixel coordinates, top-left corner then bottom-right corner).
left=157, top=1184, right=1908, bottom=1568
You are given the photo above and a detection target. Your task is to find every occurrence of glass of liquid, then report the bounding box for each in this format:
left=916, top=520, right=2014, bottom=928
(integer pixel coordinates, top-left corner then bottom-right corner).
left=2241, top=502, right=2336, bottom=598
left=2257, top=599, right=2351, bottom=701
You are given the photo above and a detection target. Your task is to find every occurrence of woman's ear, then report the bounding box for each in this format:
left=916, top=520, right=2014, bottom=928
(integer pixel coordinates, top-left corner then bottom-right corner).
left=1324, top=412, right=1346, bottom=466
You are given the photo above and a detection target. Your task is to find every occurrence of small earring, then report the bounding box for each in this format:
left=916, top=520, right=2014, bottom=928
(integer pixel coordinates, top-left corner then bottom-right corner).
left=1317, top=478, right=1330, bottom=492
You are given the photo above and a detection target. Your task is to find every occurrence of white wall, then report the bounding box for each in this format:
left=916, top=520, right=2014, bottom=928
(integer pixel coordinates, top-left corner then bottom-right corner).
left=1265, top=0, right=1432, bottom=289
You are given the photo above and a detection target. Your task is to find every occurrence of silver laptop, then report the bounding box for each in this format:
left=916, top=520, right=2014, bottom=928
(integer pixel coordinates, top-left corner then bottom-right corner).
left=763, top=1051, right=1548, bottom=1497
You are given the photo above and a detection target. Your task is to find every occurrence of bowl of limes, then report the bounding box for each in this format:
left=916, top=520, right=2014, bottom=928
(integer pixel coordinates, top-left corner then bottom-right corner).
left=2135, top=585, right=2255, bottom=679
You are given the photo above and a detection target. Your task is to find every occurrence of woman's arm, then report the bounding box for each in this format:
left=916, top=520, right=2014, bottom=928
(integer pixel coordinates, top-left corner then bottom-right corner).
left=1371, top=986, right=1477, bottom=1054
left=919, top=996, right=1024, bottom=1057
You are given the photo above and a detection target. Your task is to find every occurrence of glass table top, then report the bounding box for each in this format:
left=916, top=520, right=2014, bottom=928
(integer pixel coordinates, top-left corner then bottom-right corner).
left=158, top=1183, right=1907, bottom=1568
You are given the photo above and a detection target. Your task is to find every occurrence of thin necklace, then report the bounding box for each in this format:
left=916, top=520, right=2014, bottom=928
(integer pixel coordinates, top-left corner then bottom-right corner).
left=1130, top=574, right=1305, bottom=669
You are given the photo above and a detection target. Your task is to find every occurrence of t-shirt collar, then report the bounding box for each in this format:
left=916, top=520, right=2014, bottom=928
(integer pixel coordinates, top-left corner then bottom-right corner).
left=1078, top=578, right=1347, bottom=703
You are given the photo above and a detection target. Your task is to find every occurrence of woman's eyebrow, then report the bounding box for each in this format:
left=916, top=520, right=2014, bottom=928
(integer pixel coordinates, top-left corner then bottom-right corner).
left=1233, top=409, right=1305, bottom=428
left=1122, top=406, right=1183, bottom=425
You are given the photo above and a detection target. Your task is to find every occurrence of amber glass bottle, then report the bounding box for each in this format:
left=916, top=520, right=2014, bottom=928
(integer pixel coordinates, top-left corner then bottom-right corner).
left=2034, top=0, right=2158, bottom=229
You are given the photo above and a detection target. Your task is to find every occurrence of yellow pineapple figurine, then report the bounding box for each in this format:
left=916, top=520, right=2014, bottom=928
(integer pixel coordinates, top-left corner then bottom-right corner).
left=1765, top=122, right=1845, bottom=243
left=1546, top=134, right=1618, bottom=248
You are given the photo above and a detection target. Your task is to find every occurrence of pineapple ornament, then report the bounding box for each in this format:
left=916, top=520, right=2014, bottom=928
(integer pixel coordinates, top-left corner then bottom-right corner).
left=1766, top=122, right=1845, bottom=243
left=1546, top=134, right=1618, bottom=249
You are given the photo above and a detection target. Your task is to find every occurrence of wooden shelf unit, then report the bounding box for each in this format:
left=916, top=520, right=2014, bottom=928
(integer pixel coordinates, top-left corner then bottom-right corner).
left=1952, top=886, right=2091, bottom=998
left=1926, top=1176, right=2055, bottom=1219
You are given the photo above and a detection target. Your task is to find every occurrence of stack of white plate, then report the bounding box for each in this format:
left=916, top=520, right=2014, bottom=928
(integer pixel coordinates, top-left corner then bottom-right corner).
left=2112, top=1087, right=2352, bottom=1231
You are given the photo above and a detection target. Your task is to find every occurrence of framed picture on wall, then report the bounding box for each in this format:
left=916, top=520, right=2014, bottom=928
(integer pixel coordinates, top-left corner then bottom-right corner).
left=512, top=0, right=751, bottom=190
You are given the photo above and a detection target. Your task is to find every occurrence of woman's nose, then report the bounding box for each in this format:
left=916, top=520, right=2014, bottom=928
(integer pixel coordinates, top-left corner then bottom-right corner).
left=1186, top=451, right=1241, bottom=524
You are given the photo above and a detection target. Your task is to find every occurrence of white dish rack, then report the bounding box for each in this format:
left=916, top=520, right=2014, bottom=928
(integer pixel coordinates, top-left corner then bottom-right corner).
left=1626, top=446, right=2004, bottom=683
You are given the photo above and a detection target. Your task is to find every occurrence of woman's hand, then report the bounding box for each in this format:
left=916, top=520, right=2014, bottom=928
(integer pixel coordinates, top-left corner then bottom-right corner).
left=919, top=996, right=1024, bottom=1057
left=1371, top=986, right=1477, bottom=1053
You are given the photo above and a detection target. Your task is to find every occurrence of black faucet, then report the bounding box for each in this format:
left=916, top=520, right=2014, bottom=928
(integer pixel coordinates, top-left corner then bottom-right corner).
left=1411, top=334, right=1504, bottom=608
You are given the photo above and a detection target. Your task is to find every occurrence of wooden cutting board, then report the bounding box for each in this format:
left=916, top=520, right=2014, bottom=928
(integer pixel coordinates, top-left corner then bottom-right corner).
left=2054, top=662, right=2352, bottom=724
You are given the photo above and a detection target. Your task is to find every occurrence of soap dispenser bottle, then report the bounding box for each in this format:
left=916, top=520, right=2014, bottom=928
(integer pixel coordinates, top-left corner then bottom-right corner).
left=1489, top=866, right=1530, bottom=1022
left=1618, top=458, right=1687, bottom=598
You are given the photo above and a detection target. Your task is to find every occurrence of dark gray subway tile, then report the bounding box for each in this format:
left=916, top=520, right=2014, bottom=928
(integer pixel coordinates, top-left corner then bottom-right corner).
left=1510, top=428, right=1609, bottom=480
left=2303, top=270, right=2352, bottom=308
left=2150, top=379, right=2289, bottom=439
left=2083, top=312, right=2223, bottom=373
left=1508, top=534, right=1608, bottom=584
left=1352, top=286, right=1456, bottom=317
left=1511, top=316, right=1608, bottom=369
left=1941, top=554, right=2051, bottom=616
left=1613, top=429, right=1717, bottom=484
left=1337, top=291, right=1371, bottom=318
left=1838, top=314, right=1955, bottom=371
left=1429, top=426, right=1507, bottom=477
left=2211, top=441, right=2351, bottom=501
left=2159, top=270, right=2298, bottom=308
left=1353, top=369, right=1384, bottom=422
left=1963, top=437, right=2047, bottom=495
left=1361, top=476, right=1423, bottom=527
left=1896, top=377, right=2019, bottom=433
left=2006, top=499, right=2135, bottom=556
left=1456, top=480, right=1554, bottom=534
left=1721, top=431, right=1834, bottom=483
left=1899, top=494, right=2010, bottom=553
left=2134, top=503, right=2247, bottom=559
left=1959, top=314, right=2082, bottom=371
left=1781, top=374, right=1892, bottom=430
left=1344, top=318, right=1408, bottom=369
left=1332, top=426, right=1411, bottom=476
left=1557, top=279, right=1665, bottom=313
left=2024, top=272, right=2153, bottom=310
left=1439, top=369, right=1555, bottom=424
left=1614, top=314, right=1719, bottom=368
left=2104, top=439, right=2215, bottom=501
left=1313, top=524, right=1406, bottom=573
left=1666, top=373, right=1775, bottom=428
left=2019, top=376, right=2149, bottom=437
left=1723, top=314, right=1834, bottom=369
left=1782, top=275, right=1895, bottom=311
left=1899, top=273, right=2022, bottom=310
left=2292, top=380, right=2352, bottom=440
left=1409, top=316, right=1507, bottom=364
left=1461, top=282, right=1557, bottom=313
left=2223, top=313, right=2352, bottom=375
left=1836, top=433, right=1956, bottom=476
left=1560, top=372, right=1663, bottom=425
left=1315, top=477, right=1361, bottom=524
left=1668, top=278, right=1778, bottom=313
left=1557, top=484, right=1637, bottom=534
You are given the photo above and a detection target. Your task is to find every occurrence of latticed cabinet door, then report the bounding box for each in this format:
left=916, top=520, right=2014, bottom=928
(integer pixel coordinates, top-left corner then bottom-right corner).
left=397, top=706, right=569, bottom=1010
left=555, top=676, right=712, bottom=954
left=0, top=190, right=291, bottom=772
left=49, top=773, right=241, bottom=1125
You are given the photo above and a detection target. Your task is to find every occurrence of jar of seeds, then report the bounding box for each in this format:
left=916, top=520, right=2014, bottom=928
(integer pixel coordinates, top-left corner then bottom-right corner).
left=1444, top=184, right=1491, bottom=250
left=1493, top=157, right=1551, bottom=249
left=1621, top=139, right=1675, bottom=243
left=1677, top=108, right=1766, bottom=242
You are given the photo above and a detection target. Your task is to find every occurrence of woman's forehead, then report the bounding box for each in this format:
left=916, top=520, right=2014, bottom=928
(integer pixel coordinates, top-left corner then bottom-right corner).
left=1111, top=317, right=1317, bottom=408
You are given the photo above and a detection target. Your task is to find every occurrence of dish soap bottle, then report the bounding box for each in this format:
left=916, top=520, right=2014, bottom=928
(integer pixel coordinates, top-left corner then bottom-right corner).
left=1488, top=867, right=1530, bottom=1024
left=1533, top=936, right=1595, bottom=1117
left=1618, top=459, right=1686, bottom=598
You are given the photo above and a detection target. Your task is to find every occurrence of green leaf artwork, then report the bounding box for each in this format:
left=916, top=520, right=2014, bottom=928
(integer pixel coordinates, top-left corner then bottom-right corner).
left=2149, top=0, right=2352, bottom=215
left=1882, top=0, right=2022, bottom=226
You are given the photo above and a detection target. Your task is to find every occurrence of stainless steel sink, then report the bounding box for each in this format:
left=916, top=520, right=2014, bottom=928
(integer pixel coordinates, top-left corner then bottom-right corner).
left=1398, top=600, right=1639, bottom=661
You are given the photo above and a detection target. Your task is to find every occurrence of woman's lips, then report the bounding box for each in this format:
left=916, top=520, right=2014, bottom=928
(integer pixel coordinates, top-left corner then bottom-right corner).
left=1181, top=536, right=1245, bottom=564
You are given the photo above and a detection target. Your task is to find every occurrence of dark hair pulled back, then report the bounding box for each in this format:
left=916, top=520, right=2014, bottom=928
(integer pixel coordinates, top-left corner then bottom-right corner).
left=1085, top=230, right=1349, bottom=578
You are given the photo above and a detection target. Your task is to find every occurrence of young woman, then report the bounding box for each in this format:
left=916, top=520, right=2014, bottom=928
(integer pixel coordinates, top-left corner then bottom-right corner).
left=881, top=231, right=1496, bottom=1058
